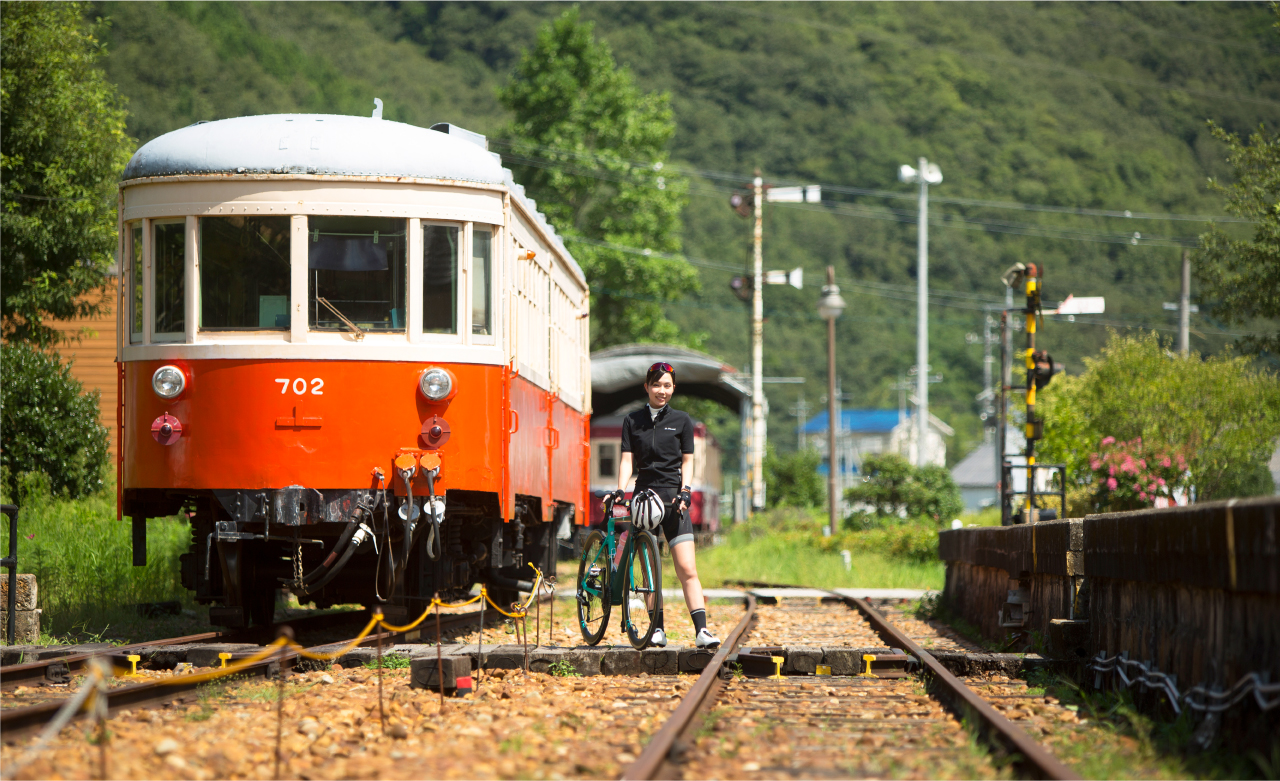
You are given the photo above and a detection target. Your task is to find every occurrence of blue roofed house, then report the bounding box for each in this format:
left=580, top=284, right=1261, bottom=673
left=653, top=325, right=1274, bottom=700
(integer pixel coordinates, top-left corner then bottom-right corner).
left=802, top=409, right=954, bottom=514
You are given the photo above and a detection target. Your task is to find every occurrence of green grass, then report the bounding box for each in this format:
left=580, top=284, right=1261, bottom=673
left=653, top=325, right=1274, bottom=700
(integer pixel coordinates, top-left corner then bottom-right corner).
left=363, top=654, right=411, bottom=670
left=0, top=473, right=203, bottom=644
left=695, top=508, right=945, bottom=590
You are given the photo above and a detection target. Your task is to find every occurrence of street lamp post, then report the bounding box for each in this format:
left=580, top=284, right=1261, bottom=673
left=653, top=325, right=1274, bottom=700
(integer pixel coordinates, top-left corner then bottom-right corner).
left=818, top=266, right=846, bottom=537
left=899, top=158, right=942, bottom=467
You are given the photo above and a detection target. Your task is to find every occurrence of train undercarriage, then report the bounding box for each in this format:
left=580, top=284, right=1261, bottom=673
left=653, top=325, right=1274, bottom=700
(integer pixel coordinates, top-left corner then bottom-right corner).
left=127, top=487, right=576, bottom=628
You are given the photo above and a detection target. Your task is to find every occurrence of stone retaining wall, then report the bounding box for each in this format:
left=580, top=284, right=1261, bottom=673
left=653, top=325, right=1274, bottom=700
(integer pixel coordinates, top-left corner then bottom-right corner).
left=939, top=496, right=1280, bottom=692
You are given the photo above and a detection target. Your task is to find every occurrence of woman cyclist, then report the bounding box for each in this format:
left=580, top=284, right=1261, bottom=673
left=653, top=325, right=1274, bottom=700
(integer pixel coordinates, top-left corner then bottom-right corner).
left=608, top=362, right=721, bottom=649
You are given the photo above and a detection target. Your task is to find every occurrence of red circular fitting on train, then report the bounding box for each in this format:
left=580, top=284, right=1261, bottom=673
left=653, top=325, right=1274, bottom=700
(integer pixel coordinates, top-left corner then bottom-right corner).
left=420, top=415, right=451, bottom=448
left=151, top=413, right=183, bottom=445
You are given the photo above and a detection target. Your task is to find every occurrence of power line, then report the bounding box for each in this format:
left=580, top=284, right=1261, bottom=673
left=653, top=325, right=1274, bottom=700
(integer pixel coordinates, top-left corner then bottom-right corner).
left=495, top=139, right=1250, bottom=225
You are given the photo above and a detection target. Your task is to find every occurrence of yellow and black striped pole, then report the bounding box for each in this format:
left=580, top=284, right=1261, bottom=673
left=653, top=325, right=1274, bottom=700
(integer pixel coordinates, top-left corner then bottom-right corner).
left=1023, top=264, right=1041, bottom=523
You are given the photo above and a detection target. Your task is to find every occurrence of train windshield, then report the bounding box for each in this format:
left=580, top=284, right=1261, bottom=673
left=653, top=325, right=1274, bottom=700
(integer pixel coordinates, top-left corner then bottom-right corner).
left=200, top=216, right=291, bottom=330
left=308, top=216, right=407, bottom=333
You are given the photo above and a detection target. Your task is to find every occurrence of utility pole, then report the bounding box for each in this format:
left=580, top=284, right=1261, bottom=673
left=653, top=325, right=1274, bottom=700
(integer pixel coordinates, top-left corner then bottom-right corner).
left=998, top=284, right=1013, bottom=526
left=1180, top=248, right=1191, bottom=356
left=915, top=158, right=929, bottom=469
left=751, top=173, right=766, bottom=511
left=899, top=158, right=941, bottom=467
left=789, top=395, right=811, bottom=451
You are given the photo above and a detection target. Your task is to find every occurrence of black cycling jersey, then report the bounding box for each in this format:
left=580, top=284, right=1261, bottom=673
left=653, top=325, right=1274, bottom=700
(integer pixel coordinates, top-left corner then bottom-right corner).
left=620, top=405, right=695, bottom=489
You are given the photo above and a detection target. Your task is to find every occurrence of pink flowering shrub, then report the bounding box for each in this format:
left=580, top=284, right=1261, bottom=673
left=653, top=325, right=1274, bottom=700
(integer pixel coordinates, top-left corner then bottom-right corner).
left=1089, top=437, right=1189, bottom=511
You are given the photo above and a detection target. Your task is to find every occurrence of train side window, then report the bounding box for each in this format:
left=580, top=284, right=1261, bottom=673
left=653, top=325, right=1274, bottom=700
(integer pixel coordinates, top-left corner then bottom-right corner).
left=152, top=219, right=186, bottom=342
left=199, top=216, right=291, bottom=330
left=472, top=227, right=492, bottom=336
left=308, top=216, right=407, bottom=333
left=127, top=222, right=143, bottom=343
left=598, top=442, right=616, bottom=479
left=422, top=224, right=459, bottom=334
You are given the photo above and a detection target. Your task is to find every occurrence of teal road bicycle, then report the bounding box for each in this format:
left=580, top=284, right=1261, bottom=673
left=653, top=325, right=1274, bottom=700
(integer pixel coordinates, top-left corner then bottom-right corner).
left=576, top=495, right=663, bottom=650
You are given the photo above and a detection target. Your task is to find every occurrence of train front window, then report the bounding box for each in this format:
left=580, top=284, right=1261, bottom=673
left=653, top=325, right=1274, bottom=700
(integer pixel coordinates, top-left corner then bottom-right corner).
left=308, top=216, right=406, bottom=333
left=422, top=224, right=459, bottom=334
left=152, top=219, right=186, bottom=341
left=200, top=216, right=291, bottom=330
left=472, top=228, right=492, bottom=336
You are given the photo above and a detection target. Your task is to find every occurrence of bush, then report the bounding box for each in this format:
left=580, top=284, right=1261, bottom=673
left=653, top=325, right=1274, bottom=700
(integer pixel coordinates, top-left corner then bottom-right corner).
left=764, top=447, right=826, bottom=509
left=844, top=453, right=963, bottom=526
left=1040, top=332, right=1280, bottom=509
left=0, top=341, right=109, bottom=499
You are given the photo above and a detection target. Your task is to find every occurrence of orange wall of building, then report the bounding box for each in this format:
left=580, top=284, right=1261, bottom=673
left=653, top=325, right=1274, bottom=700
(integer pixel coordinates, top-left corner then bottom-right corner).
left=48, top=282, right=119, bottom=458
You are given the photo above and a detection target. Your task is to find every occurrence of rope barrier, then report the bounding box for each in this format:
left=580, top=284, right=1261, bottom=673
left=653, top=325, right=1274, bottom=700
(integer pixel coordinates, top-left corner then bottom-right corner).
left=2, top=567, right=551, bottom=779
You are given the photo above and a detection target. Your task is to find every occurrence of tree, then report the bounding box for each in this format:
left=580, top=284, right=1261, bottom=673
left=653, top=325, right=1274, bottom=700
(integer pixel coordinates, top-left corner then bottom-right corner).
left=1, top=342, right=109, bottom=499
left=764, top=447, right=826, bottom=509
left=1039, top=331, right=1280, bottom=508
left=845, top=452, right=963, bottom=526
left=1195, top=121, right=1280, bottom=355
left=1, top=2, right=134, bottom=347
left=498, top=7, right=696, bottom=347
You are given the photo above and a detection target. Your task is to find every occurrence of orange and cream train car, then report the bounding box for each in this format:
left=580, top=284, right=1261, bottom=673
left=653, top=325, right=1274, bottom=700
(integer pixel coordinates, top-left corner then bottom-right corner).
left=117, top=113, right=590, bottom=627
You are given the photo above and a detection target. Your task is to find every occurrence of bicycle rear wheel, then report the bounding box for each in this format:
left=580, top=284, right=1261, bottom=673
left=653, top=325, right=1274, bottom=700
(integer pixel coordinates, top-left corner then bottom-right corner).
left=624, top=531, right=663, bottom=650
left=576, top=529, right=611, bottom=646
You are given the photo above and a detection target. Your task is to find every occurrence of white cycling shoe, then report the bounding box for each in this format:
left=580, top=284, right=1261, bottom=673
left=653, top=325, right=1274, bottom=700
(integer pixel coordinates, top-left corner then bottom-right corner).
left=648, top=628, right=668, bottom=647
left=695, top=628, right=721, bottom=649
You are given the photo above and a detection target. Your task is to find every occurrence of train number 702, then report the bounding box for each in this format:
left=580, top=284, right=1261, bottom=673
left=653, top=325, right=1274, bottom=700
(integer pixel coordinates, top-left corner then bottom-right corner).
left=276, top=378, right=325, bottom=395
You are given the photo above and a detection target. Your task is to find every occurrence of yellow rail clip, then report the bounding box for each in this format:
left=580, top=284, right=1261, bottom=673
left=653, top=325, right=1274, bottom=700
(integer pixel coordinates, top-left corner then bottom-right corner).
left=769, top=656, right=785, bottom=680
left=126, top=654, right=140, bottom=676
left=858, top=654, right=878, bottom=678
left=218, top=652, right=231, bottom=669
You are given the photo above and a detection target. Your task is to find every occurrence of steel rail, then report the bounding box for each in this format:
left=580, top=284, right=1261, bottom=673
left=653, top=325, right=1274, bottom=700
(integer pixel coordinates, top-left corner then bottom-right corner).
left=0, top=607, right=492, bottom=740
left=0, top=608, right=370, bottom=692
left=843, top=595, right=1080, bottom=781
left=621, top=593, right=757, bottom=781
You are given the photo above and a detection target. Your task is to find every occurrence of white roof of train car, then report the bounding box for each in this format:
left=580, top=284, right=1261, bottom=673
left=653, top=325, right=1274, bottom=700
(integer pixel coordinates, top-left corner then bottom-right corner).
left=121, top=113, right=583, bottom=284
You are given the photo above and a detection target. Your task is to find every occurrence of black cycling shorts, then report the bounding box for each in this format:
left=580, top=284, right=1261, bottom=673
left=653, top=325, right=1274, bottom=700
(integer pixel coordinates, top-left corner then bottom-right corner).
left=636, top=485, right=694, bottom=548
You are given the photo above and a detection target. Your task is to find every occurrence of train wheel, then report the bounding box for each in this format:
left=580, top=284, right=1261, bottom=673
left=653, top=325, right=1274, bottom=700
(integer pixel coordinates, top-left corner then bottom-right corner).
left=624, top=531, right=662, bottom=651
left=576, top=530, right=611, bottom=646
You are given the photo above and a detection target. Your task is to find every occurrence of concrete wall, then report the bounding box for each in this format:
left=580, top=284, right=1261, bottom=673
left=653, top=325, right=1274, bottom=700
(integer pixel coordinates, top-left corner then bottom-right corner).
left=939, top=497, right=1280, bottom=692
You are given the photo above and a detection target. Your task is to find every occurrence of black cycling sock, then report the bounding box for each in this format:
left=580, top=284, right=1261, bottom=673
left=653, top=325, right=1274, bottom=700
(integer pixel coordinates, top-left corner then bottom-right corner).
left=690, top=608, right=707, bottom=634
left=650, top=608, right=664, bottom=631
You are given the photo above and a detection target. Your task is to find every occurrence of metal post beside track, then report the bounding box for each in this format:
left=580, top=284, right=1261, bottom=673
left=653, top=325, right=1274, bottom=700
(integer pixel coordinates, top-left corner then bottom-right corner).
left=2, top=504, right=18, bottom=645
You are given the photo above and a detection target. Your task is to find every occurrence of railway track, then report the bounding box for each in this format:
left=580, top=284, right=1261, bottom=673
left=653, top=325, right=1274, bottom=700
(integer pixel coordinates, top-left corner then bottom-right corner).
left=624, top=587, right=1080, bottom=781
left=0, top=605, right=492, bottom=740
left=0, top=607, right=371, bottom=693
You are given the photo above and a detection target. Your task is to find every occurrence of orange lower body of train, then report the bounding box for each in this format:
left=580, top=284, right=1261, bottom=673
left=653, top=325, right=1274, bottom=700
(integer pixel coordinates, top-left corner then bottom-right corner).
left=121, top=359, right=588, bottom=627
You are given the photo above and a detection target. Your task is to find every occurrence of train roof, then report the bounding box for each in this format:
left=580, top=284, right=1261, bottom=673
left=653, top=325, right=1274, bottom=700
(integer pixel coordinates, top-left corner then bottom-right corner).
left=121, top=113, right=582, bottom=282
left=122, top=114, right=505, bottom=182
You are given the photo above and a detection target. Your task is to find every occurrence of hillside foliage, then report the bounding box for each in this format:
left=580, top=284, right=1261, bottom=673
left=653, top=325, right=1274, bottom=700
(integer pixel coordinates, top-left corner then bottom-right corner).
left=87, top=2, right=1280, bottom=471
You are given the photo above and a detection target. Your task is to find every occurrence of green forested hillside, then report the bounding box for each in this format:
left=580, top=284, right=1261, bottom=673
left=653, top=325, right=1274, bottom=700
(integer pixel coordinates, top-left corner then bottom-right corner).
left=91, top=1, right=1280, bottom=468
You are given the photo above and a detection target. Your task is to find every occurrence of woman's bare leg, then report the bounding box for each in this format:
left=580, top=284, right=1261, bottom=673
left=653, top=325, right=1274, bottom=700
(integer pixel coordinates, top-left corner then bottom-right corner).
left=670, top=540, right=705, bottom=613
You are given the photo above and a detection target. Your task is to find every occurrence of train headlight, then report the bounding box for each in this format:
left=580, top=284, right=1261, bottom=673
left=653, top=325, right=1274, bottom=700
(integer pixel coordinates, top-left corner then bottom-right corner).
left=152, top=365, right=186, bottom=399
left=419, top=367, right=453, bottom=401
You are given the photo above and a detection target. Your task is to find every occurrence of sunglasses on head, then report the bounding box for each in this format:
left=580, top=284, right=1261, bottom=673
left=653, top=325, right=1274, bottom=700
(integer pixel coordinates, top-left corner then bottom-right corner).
left=648, top=362, right=674, bottom=374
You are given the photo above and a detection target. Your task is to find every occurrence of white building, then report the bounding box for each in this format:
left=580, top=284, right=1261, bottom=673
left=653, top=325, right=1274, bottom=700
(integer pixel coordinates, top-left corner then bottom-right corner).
left=802, top=408, right=953, bottom=513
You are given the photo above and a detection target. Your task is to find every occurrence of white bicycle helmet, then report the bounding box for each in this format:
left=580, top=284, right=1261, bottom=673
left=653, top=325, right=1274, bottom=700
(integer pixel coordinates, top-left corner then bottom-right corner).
left=630, top=488, right=666, bottom=531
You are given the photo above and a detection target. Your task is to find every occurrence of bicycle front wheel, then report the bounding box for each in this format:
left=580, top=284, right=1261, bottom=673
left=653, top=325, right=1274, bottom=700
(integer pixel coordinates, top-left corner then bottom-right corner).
left=624, top=530, right=663, bottom=650
left=576, top=529, right=611, bottom=646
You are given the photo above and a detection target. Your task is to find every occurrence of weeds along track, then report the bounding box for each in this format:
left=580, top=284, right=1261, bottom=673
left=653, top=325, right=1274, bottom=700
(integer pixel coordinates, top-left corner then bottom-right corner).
left=625, top=590, right=1080, bottom=781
